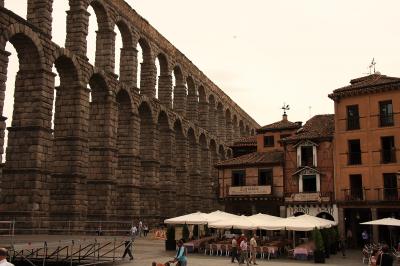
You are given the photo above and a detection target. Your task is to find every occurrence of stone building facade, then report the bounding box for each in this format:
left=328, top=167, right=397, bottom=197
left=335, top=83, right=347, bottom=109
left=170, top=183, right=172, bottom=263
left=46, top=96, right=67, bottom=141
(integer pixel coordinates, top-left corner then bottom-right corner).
left=0, top=0, right=259, bottom=230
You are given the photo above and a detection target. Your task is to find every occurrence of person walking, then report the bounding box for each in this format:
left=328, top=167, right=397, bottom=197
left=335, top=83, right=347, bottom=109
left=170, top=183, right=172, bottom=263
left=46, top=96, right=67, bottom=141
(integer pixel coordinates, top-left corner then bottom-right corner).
left=239, top=237, right=250, bottom=266
left=0, top=248, right=14, bottom=266
left=231, top=236, right=240, bottom=263
left=122, top=233, right=134, bottom=260
left=361, top=230, right=369, bottom=247
left=130, top=224, right=137, bottom=237
left=169, top=240, right=187, bottom=266
left=249, top=235, right=258, bottom=265
left=346, top=229, right=353, bottom=248
left=339, top=236, right=346, bottom=258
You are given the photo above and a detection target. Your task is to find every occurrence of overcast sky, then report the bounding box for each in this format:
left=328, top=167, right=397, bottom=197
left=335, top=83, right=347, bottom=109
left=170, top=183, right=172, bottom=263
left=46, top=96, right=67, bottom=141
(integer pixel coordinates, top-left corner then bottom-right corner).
left=4, top=0, right=400, bottom=127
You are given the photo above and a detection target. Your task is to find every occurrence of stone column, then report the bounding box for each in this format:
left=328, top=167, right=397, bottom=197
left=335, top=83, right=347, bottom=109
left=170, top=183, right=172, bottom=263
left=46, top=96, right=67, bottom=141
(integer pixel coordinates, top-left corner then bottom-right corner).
left=65, top=8, right=90, bottom=58
left=217, top=111, right=226, bottom=142
left=200, top=145, right=211, bottom=212
left=158, top=74, right=173, bottom=109
left=189, top=141, right=200, bottom=212
left=95, top=29, right=116, bottom=73
left=174, top=132, right=188, bottom=216
left=199, top=101, right=208, bottom=130
left=233, top=122, right=240, bottom=140
left=173, top=85, right=187, bottom=117
left=140, top=58, right=157, bottom=98
left=371, top=208, right=379, bottom=243
left=119, top=47, right=138, bottom=88
left=208, top=105, right=217, bottom=136
left=226, top=119, right=233, bottom=145
left=27, top=0, right=54, bottom=37
left=187, top=93, right=198, bottom=124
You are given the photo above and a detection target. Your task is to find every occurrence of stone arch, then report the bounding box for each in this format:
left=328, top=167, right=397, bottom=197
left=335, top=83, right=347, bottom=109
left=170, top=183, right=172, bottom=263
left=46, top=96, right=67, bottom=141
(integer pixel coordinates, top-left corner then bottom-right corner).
left=216, top=101, right=225, bottom=141
left=114, top=18, right=136, bottom=87
left=157, top=110, right=175, bottom=219
left=87, top=72, right=116, bottom=221
left=232, top=114, right=239, bottom=140
left=225, top=108, right=233, bottom=144
left=226, top=148, right=233, bottom=159
left=50, top=52, right=89, bottom=225
left=139, top=101, right=158, bottom=222
left=0, top=24, right=54, bottom=224
left=187, top=127, right=199, bottom=212
left=198, top=85, right=208, bottom=130
left=245, top=125, right=250, bottom=136
left=199, top=133, right=211, bottom=212
left=137, top=38, right=156, bottom=98
left=186, top=76, right=198, bottom=123
left=173, top=65, right=186, bottom=116
left=208, top=94, right=217, bottom=136
left=251, top=128, right=255, bottom=136
left=156, top=53, right=172, bottom=107
left=218, top=144, right=226, bottom=161
left=239, top=119, right=245, bottom=137
left=174, top=119, right=188, bottom=215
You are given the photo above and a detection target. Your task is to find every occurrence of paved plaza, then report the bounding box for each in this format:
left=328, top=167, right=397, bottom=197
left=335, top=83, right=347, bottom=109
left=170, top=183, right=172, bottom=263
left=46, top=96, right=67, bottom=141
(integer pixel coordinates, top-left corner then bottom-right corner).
left=0, top=235, right=367, bottom=266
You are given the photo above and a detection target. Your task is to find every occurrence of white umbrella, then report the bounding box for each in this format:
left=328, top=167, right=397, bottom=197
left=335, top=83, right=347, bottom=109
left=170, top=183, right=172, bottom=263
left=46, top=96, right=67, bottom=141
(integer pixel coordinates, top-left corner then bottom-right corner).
left=208, top=210, right=240, bottom=220
left=208, top=215, right=258, bottom=230
left=283, top=214, right=337, bottom=231
left=361, top=218, right=400, bottom=227
left=164, top=211, right=211, bottom=225
left=248, top=213, right=285, bottom=230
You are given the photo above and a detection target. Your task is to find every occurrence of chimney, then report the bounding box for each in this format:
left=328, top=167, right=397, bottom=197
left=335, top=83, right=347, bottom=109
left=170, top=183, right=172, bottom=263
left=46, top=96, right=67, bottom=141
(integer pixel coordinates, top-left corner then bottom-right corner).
left=282, top=113, right=288, bottom=121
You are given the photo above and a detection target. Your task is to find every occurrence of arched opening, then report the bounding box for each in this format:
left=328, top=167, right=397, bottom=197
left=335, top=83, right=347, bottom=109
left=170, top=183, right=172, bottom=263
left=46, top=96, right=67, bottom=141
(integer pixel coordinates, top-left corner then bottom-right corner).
left=115, top=20, right=135, bottom=88
left=156, top=54, right=171, bottom=105
left=218, top=145, right=226, bottom=161
left=139, top=102, right=158, bottom=221
left=173, top=66, right=186, bottom=116
left=208, top=95, right=216, bottom=136
left=239, top=120, right=245, bottom=137
left=225, top=109, right=233, bottom=144
left=174, top=120, right=187, bottom=215
left=245, top=125, right=250, bottom=136
left=232, top=115, right=239, bottom=140
left=226, top=149, right=233, bottom=159
left=317, top=212, right=335, bottom=221
left=217, top=102, right=225, bottom=141
left=157, top=111, right=175, bottom=219
left=251, top=128, right=255, bottom=136
left=294, top=212, right=305, bottom=217
left=199, top=134, right=211, bottom=212
left=52, top=1, right=69, bottom=46
left=137, top=39, right=155, bottom=97
left=186, top=76, right=198, bottom=123
left=187, top=128, right=199, bottom=213
left=87, top=5, right=98, bottom=66
left=198, top=86, right=208, bottom=130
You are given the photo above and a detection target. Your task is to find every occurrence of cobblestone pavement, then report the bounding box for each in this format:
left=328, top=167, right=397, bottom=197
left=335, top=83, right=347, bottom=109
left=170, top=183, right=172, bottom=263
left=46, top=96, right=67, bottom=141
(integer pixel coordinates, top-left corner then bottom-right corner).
left=0, top=235, right=365, bottom=266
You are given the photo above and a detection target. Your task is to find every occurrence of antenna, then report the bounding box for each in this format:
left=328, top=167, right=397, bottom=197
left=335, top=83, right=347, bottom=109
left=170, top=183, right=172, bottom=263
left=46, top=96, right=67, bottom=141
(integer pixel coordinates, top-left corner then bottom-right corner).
left=368, top=58, right=376, bottom=74
left=281, top=103, right=290, bottom=115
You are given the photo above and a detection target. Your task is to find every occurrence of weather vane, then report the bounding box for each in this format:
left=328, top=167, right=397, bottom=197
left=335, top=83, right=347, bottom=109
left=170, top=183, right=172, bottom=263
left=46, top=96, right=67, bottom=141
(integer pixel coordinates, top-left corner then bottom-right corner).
left=282, top=103, right=290, bottom=115
left=368, top=58, right=376, bottom=74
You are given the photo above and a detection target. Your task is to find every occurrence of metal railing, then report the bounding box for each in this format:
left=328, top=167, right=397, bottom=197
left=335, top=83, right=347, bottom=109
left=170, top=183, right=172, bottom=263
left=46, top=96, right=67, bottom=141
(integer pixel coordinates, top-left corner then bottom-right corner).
left=380, top=149, right=397, bottom=163
left=379, top=114, right=394, bottom=127
left=348, top=152, right=362, bottom=165
left=347, top=117, right=360, bottom=130
left=375, top=188, right=400, bottom=201
left=342, top=188, right=368, bottom=201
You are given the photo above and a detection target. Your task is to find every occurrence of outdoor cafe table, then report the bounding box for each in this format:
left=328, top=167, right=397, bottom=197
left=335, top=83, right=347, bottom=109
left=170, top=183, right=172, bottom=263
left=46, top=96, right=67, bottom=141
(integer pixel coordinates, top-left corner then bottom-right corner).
left=183, top=236, right=215, bottom=252
left=293, top=241, right=315, bottom=260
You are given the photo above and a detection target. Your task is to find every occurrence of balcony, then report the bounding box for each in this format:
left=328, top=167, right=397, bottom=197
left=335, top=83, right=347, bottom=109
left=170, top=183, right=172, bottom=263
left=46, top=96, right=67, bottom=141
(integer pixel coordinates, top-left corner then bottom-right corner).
left=379, top=114, right=394, bottom=127
left=284, top=191, right=332, bottom=203
left=381, top=149, right=397, bottom=164
left=375, top=188, right=400, bottom=201
left=342, top=188, right=368, bottom=201
left=348, top=152, right=362, bottom=165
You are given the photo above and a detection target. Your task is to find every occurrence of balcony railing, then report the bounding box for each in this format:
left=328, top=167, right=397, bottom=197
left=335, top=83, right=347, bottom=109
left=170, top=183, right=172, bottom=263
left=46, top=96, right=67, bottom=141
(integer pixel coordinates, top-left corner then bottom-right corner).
left=348, top=152, right=362, bottom=165
left=381, top=149, right=397, bottom=164
left=284, top=191, right=332, bottom=203
left=379, top=114, right=394, bottom=127
left=375, top=188, right=400, bottom=201
left=342, top=188, right=368, bottom=201
left=347, top=117, right=360, bottom=130
left=224, top=185, right=283, bottom=197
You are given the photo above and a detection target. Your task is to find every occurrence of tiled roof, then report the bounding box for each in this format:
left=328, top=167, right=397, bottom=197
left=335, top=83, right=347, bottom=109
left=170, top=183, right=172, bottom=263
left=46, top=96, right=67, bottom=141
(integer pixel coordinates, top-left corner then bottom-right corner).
left=231, top=135, right=257, bottom=147
left=329, top=73, right=400, bottom=100
left=257, top=116, right=301, bottom=133
left=281, top=114, right=334, bottom=142
left=215, top=151, right=283, bottom=168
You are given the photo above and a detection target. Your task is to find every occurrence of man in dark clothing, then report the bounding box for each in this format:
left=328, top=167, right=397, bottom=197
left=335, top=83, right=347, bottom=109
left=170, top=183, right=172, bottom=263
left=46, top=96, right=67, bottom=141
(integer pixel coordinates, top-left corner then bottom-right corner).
left=122, top=235, right=134, bottom=260
left=231, top=236, right=240, bottom=263
left=377, top=245, right=394, bottom=266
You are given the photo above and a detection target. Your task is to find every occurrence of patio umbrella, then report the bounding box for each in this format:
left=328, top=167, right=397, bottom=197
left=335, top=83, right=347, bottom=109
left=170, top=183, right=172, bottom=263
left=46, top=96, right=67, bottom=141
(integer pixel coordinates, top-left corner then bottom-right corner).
left=208, top=215, right=258, bottom=230
left=283, top=214, right=337, bottom=231
left=248, top=213, right=285, bottom=230
left=360, top=217, right=400, bottom=227
left=164, top=211, right=212, bottom=225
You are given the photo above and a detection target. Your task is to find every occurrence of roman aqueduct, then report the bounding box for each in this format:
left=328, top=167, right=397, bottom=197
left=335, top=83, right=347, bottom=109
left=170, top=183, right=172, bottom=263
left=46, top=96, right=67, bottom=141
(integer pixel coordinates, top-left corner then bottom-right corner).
left=0, top=0, right=258, bottom=230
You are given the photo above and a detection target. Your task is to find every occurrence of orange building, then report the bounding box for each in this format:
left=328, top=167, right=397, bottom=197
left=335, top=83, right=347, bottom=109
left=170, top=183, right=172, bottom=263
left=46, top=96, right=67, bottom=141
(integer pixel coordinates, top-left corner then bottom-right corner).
left=281, top=115, right=336, bottom=221
left=216, top=114, right=301, bottom=216
left=329, top=73, right=400, bottom=245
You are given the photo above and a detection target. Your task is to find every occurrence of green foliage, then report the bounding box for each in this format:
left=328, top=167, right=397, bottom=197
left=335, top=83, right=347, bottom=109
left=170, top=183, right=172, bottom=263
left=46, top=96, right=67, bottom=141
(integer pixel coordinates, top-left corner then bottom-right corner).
left=182, top=224, right=190, bottom=241
left=312, top=228, right=325, bottom=252
left=321, top=228, right=330, bottom=251
left=166, top=225, right=175, bottom=241
left=204, top=224, right=210, bottom=236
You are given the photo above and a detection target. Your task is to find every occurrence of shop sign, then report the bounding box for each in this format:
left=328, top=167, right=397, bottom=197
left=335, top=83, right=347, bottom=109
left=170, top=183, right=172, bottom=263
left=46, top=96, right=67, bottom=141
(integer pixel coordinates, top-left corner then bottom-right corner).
left=229, top=185, right=271, bottom=195
left=285, top=192, right=330, bottom=202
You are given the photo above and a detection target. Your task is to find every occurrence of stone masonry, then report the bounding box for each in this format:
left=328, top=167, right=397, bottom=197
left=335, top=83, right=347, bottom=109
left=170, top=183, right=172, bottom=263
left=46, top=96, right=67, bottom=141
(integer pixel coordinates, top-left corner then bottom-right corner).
left=0, top=0, right=259, bottom=231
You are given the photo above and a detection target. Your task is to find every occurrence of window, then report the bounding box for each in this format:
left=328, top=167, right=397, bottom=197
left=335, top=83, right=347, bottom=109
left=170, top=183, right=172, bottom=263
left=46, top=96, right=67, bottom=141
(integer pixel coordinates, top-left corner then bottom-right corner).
left=349, top=174, right=363, bottom=200
left=381, top=136, right=396, bottom=163
left=348, top=139, right=361, bottom=165
left=347, top=105, right=360, bottom=130
left=302, top=175, right=317, bottom=192
left=301, top=146, right=314, bottom=167
left=259, top=169, right=273, bottom=186
left=379, top=100, right=394, bottom=127
left=232, top=170, right=246, bottom=187
left=383, top=173, right=398, bottom=200
left=264, top=136, right=274, bottom=147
